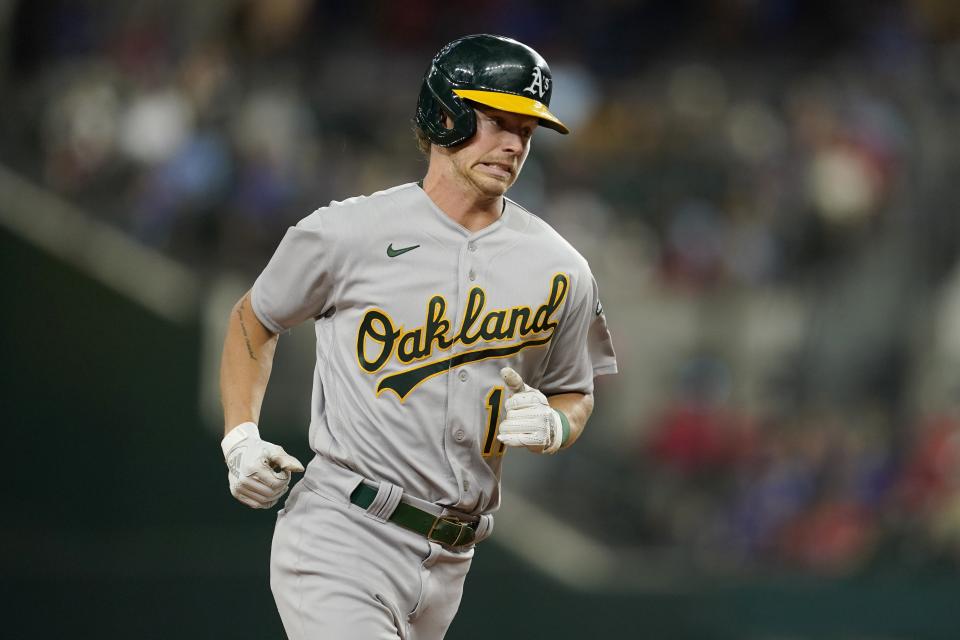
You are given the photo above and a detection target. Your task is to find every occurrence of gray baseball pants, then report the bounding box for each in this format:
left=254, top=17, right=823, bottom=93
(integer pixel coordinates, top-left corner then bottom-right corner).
left=270, top=460, right=474, bottom=639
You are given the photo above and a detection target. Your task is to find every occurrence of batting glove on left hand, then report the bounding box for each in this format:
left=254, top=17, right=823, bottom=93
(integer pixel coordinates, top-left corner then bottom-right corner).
left=221, top=422, right=304, bottom=509
left=496, top=367, right=568, bottom=454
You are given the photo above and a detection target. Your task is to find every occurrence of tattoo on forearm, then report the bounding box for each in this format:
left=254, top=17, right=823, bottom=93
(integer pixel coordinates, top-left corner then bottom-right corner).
left=237, top=300, right=258, bottom=361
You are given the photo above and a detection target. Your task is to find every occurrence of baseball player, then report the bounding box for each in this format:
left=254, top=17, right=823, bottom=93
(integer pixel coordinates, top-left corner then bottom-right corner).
left=219, top=34, right=617, bottom=639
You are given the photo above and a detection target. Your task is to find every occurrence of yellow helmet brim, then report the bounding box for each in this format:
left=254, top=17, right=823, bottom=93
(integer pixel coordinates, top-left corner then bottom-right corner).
left=453, top=89, right=569, bottom=135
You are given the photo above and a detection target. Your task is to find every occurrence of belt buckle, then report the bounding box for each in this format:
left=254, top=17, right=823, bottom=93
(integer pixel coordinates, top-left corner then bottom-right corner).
left=427, top=516, right=470, bottom=547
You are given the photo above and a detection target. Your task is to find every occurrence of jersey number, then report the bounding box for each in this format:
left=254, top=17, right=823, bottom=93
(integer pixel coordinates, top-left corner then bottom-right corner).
left=482, top=387, right=506, bottom=458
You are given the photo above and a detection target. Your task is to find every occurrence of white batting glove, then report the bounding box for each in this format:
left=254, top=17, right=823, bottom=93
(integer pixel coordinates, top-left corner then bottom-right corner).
left=496, top=367, right=568, bottom=454
left=221, top=422, right=304, bottom=509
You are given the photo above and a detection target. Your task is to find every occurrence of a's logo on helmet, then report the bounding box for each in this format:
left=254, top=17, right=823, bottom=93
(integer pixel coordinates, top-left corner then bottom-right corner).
left=523, top=67, right=551, bottom=99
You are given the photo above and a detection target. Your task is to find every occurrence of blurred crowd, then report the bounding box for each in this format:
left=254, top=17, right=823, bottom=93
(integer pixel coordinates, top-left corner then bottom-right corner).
left=5, top=0, right=960, bottom=576
left=544, top=353, right=960, bottom=577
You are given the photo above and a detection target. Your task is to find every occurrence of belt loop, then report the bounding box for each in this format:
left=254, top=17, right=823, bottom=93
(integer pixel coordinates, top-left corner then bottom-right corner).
left=473, top=514, right=494, bottom=543
left=364, top=481, right=403, bottom=523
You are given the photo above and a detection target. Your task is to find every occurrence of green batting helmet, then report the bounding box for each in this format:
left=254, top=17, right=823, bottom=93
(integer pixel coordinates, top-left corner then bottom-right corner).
left=416, top=34, right=569, bottom=148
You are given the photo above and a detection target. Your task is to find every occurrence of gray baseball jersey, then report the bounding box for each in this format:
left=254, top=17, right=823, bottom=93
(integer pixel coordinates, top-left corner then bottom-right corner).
left=251, top=182, right=617, bottom=516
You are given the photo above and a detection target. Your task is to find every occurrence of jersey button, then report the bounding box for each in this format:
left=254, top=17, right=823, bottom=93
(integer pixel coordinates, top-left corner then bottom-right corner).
left=468, top=270, right=477, bottom=281
left=454, top=430, right=466, bottom=442
left=468, top=242, right=477, bottom=252
left=458, top=370, right=468, bottom=382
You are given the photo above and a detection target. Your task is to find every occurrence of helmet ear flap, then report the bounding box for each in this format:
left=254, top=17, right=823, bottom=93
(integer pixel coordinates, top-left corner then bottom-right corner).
left=416, top=66, right=477, bottom=148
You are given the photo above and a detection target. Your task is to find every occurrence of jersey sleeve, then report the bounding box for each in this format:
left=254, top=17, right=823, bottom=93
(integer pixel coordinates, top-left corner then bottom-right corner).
left=250, top=208, right=341, bottom=333
left=538, top=270, right=618, bottom=396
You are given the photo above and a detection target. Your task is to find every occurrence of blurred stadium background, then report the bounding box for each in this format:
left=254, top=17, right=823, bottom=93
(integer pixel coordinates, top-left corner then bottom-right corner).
left=4, top=0, right=960, bottom=637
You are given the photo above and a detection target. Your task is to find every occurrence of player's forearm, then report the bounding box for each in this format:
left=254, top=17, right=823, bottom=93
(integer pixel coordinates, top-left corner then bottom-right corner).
left=547, top=392, right=594, bottom=449
left=220, top=291, right=279, bottom=435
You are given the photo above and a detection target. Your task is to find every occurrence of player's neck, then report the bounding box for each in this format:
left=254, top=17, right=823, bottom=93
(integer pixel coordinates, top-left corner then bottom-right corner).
left=421, top=168, right=504, bottom=232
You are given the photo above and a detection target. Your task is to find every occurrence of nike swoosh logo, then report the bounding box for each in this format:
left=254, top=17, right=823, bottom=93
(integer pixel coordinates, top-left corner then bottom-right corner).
left=387, top=243, right=420, bottom=258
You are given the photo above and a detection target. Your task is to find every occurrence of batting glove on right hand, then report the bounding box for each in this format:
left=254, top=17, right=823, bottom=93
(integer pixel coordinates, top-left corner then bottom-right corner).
left=221, top=422, right=304, bottom=509
left=496, top=367, right=568, bottom=454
